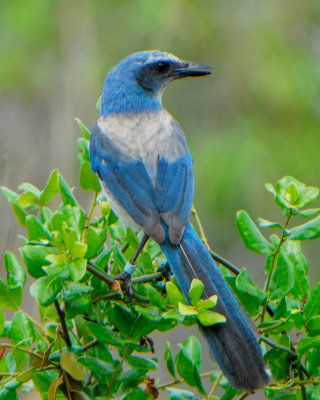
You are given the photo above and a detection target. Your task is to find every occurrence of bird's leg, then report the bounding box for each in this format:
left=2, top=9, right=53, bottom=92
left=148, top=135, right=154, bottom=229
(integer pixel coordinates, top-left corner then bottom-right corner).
left=157, top=262, right=171, bottom=282
left=115, top=233, right=149, bottom=301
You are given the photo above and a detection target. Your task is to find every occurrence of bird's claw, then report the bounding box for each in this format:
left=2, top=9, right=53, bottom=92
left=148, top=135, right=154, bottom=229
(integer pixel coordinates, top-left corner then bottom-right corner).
left=157, top=263, right=171, bottom=281
left=114, top=271, right=134, bottom=302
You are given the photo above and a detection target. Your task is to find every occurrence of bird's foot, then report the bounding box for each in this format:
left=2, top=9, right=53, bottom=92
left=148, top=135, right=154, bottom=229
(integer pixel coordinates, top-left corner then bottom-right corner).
left=114, top=271, right=134, bottom=302
left=157, top=262, right=171, bottom=281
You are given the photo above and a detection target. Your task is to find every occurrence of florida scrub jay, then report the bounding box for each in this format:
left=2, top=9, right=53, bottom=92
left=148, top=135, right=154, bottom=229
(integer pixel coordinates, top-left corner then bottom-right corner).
left=89, top=51, right=269, bottom=391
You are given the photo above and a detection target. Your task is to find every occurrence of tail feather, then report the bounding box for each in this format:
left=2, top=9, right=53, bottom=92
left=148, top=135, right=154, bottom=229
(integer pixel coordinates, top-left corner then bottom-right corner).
left=160, top=222, right=269, bottom=391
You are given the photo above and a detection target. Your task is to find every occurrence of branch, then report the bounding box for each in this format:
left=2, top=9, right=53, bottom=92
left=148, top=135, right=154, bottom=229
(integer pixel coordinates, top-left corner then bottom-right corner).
left=54, top=300, right=72, bottom=347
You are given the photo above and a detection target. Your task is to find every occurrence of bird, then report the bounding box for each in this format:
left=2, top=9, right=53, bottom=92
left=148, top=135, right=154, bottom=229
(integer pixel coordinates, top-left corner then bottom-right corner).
left=89, top=50, right=269, bottom=391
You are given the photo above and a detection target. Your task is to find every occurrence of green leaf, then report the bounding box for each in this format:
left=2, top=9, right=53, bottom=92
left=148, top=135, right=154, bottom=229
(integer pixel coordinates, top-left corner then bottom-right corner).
left=289, top=215, right=320, bottom=240
left=134, top=305, right=162, bottom=321
left=86, top=322, right=121, bottom=346
left=20, top=245, right=57, bottom=278
left=68, top=259, right=87, bottom=281
left=225, top=275, right=259, bottom=317
left=75, top=118, right=91, bottom=139
left=30, top=275, right=62, bottom=306
left=16, top=368, right=36, bottom=383
left=65, top=293, right=91, bottom=319
left=77, top=138, right=90, bottom=164
left=123, top=388, right=147, bottom=400
left=112, top=246, right=126, bottom=268
left=307, top=316, right=320, bottom=337
left=164, top=342, right=176, bottom=379
left=236, top=268, right=267, bottom=303
left=4, top=251, right=26, bottom=286
left=258, top=218, right=287, bottom=232
left=236, top=210, right=271, bottom=254
left=61, top=351, right=85, bottom=380
left=305, top=348, right=320, bottom=377
left=183, top=336, right=202, bottom=372
left=10, top=311, right=35, bottom=347
left=18, top=183, right=40, bottom=198
left=77, top=356, right=115, bottom=378
left=298, top=208, right=320, bottom=217
left=62, top=223, right=79, bottom=250
left=283, top=240, right=310, bottom=299
left=175, top=345, right=197, bottom=388
left=264, top=388, right=296, bottom=399
left=188, top=279, right=204, bottom=305
left=197, top=310, right=226, bottom=326
left=70, top=241, right=87, bottom=259
left=269, top=250, right=295, bottom=299
left=79, top=162, right=101, bottom=192
left=264, top=335, right=290, bottom=381
left=26, top=215, right=51, bottom=241
left=39, top=169, right=59, bottom=205
left=297, top=337, right=320, bottom=355
left=178, top=303, right=197, bottom=316
left=0, top=280, right=23, bottom=310
left=304, top=282, right=320, bottom=324
left=196, top=295, right=218, bottom=311
left=58, top=175, right=78, bottom=206
left=85, top=225, right=107, bottom=259
left=126, top=356, right=157, bottom=370
left=166, top=281, right=185, bottom=306
left=0, top=187, right=19, bottom=203
left=48, top=376, right=64, bottom=400
left=17, top=191, right=38, bottom=207
left=126, top=227, right=139, bottom=248
left=0, top=309, right=5, bottom=335
left=11, top=203, right=28, bottom=227
left=108, top=303, right=134, bottom=336
left=145, top=284, right=166, bottom=310
left=175, top=345, right=206, bottom=394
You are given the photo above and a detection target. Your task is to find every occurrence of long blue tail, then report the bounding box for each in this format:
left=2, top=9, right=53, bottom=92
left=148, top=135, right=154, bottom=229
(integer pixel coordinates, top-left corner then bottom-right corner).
left=160, top=222, right=269, bottom=391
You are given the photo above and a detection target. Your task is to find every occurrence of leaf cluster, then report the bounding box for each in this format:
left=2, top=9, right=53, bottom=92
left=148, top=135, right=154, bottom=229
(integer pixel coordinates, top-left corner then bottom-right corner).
left=0, top=121, right=319, bottom=400
left=236, top=176, right=320, bottom=399
left=0, top=120, right=226, bottom=400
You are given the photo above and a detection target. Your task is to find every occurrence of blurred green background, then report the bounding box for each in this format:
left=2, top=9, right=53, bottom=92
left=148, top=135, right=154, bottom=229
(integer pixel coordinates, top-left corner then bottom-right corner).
left=1, top=0, right=320, bottom=279
left=1, top=1, right=320, bottom=398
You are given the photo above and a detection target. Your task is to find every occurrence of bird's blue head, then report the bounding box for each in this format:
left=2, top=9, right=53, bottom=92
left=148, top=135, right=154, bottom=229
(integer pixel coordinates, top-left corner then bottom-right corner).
left=100, top=50, right=212, bottom=116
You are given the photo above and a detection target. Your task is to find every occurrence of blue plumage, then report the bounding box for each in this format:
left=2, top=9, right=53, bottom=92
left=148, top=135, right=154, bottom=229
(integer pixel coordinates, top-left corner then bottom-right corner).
left=90, top=50, right=269, bottom=390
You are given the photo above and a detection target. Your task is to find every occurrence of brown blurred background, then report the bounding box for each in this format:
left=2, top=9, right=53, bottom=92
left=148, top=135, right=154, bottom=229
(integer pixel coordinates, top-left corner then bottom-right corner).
left=1, top=1, right=320, bottom=398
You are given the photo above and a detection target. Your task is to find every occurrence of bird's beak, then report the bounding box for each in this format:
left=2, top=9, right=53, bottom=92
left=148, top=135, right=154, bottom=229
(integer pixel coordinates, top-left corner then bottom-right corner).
left=173, top=61, right=212, bottom=79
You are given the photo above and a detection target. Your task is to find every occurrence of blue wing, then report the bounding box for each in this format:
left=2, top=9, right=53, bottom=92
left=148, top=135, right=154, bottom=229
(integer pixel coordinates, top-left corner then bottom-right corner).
left=90, top=123, right=164, bottom=240
left=90, top=117, right=193, bottom=244
left=156, top=152, right=193, bottom=243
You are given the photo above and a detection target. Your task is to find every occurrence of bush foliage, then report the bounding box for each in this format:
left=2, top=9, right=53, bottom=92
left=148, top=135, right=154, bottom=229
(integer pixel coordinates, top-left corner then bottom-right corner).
left=0, top=120, right=319, bottom=400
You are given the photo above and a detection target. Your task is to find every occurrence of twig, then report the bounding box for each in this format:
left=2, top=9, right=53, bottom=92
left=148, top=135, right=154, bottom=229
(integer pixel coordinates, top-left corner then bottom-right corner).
left=261, top=211, right=292, bottom=323
left=87, top=262, right=114, bottom=285
left=54, top=300, right=72, bottom=347
left=157, top=369, right=216, bottom=391
left=207, top=372, right=222, bottom=399
left=260, top=337, right=298, bottom=359
left=298, top=366, right=308, bottom=400
left=238, top=392, right=254, bottom=400
left=191, top=204, right=209, bottom=246
left=82, top=339, right=99, bottom=352
left=0, top=343, right=59, bottom=367
left=105, top=343, right=129, bottom=397
left=82, top=192, right=98, bottom=241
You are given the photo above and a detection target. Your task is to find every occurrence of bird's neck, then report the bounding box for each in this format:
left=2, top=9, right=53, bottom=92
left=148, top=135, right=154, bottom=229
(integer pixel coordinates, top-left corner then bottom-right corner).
left=101, top=75, right=162, bottom=116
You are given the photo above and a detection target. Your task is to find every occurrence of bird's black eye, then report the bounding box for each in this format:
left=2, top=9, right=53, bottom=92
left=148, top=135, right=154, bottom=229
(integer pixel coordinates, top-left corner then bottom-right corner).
left=156, top=62, right=170, bottom=73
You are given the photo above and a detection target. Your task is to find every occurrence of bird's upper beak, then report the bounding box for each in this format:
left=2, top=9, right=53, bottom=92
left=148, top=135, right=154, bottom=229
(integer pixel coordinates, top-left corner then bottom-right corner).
left=173, top=61, right=212, bottom=79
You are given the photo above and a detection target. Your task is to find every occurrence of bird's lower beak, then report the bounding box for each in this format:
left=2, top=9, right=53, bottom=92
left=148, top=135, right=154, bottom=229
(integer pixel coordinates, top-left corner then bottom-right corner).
left=173, top=62, right=212, bottom=79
